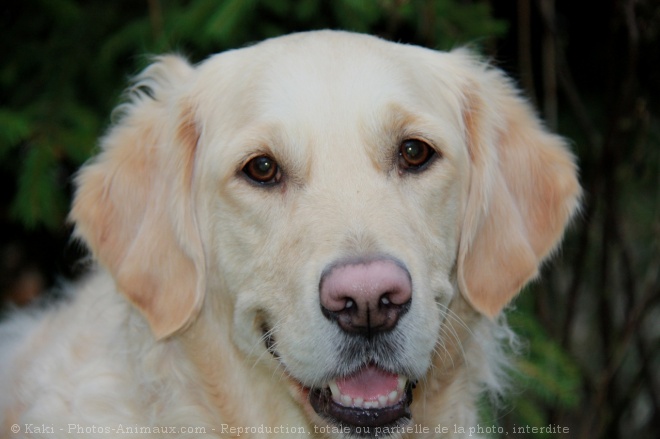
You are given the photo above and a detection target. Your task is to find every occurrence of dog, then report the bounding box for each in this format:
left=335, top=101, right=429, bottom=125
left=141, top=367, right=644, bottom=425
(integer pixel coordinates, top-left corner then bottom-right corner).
left=0, top=31, right=580, bottom=438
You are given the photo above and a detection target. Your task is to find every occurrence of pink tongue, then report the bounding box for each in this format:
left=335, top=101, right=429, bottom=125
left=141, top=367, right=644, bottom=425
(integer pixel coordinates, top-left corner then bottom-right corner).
left=335, top=366, right=399, bottom=401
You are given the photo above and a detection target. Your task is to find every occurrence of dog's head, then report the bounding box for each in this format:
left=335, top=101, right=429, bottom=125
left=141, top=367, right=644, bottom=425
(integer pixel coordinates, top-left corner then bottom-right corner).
left=71, top=31, right=580, bottom=436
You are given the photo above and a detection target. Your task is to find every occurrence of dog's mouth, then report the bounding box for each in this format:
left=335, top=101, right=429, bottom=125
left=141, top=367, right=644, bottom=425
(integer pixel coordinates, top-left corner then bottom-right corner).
left=263, top=325, right=415, bottom=436
left=309, top=364, right=415, bottom=434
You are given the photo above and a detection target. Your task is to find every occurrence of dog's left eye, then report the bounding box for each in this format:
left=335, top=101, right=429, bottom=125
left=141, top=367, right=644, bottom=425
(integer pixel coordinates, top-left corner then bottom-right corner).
left=398, top=139, right=436, bottom=172
left=243, top=155, right=281, bottom=185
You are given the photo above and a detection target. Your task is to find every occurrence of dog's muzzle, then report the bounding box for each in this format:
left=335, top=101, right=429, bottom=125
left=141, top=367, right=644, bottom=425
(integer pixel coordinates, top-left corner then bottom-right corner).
left=312, top=257, right=416, bottom=435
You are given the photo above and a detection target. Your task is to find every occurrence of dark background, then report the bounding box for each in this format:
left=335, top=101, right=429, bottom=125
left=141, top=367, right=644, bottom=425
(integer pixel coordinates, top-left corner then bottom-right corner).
left=1, top=1, right=658, bottom=438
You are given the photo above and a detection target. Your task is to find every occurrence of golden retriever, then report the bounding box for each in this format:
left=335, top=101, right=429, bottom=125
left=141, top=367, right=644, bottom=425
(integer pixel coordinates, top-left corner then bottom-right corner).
left=0, top=31, right=580, bottom=438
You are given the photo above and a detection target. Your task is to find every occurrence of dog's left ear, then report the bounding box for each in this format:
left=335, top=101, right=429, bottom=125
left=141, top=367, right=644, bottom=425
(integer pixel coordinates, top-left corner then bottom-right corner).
left=454, top=53, right=581, bottom=317
left=70, top=56, right=205, bottom=339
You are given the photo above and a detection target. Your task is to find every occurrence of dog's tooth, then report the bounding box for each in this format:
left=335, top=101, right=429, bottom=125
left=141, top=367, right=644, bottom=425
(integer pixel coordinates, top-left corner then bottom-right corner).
left=364, top=401, right=377, bottom=409
left=354, top=397, right=364, bottom=408
left=397, top=376, right=407, bottom=392
left=328, top=381, right=340, bottom=398
left=378, top=395, right=388, bottom=407
left=388, top=390, right=399, bottom=403
left=341, top=394, right=352, bottom=407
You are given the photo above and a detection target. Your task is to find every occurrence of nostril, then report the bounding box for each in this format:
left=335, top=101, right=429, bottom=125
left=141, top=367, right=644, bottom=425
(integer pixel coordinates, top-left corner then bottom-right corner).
left=319, top=257, right=412, bottom=335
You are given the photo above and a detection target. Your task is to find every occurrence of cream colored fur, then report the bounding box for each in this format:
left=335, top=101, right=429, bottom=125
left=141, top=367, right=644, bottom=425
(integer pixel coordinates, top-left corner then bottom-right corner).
left=0, top=31, right=580, bottom=438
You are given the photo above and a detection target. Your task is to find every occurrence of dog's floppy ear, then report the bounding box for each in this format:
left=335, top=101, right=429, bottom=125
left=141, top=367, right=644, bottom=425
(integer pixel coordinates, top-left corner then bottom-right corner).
left=70, top=56, right=205, bottom=339
left=455, top=54, right=581, bottom=317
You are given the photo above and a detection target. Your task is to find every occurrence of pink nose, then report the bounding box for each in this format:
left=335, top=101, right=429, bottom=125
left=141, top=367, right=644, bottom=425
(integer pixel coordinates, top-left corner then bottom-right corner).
left=319, top=257, right=412, bottom=336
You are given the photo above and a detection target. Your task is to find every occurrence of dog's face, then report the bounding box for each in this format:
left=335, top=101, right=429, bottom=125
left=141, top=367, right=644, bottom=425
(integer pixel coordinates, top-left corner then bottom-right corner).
left=197, top=36, right=468, bottom=429
left=71, top=32, right=580, bottom=436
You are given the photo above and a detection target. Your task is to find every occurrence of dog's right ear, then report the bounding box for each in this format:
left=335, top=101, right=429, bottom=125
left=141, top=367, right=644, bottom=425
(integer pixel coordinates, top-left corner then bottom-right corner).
left=70, top=56, right=206, bottom=340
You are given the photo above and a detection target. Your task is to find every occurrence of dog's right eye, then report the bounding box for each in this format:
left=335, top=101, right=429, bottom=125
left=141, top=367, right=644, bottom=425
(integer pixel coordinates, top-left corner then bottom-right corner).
left=398, top=139, right=437, bottom=172
left=242, top=155, right=281, bottom=185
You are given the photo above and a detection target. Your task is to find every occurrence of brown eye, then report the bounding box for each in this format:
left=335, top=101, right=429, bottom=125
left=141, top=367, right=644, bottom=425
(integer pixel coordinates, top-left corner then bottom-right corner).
left=399, top=139, right=436, bottom=171
left=243, top=155, right=281, bottom=185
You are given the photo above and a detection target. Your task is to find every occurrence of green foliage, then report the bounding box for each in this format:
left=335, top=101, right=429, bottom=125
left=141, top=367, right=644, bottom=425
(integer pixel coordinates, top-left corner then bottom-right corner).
left=11, top=143, right=67, bottom=230
left=511, top=310, right=581, bottom=409
left=0, top=109, right=32, bottom=160
left=505, top=297, right=583, bottom=438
